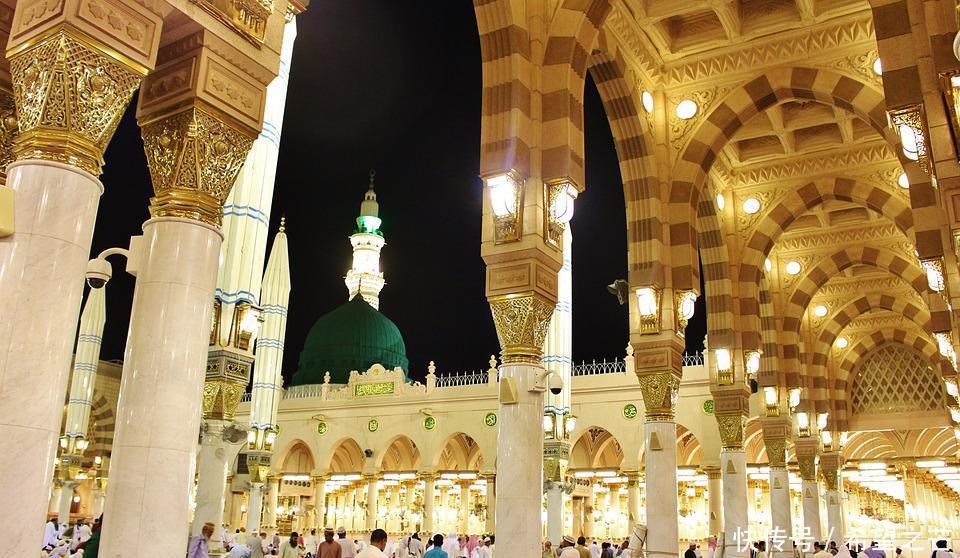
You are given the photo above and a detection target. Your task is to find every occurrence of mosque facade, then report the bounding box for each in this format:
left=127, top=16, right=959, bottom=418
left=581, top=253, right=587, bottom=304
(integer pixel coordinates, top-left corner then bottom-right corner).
left=4, top=1, right=960, bottom=557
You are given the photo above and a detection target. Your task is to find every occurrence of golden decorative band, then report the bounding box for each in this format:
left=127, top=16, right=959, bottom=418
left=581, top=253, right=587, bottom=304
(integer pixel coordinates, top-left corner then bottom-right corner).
left=797, top=455, right=817, bottom=482
left=489, top=292, right=555, bottom=365
left=764, top=436, right=787, bottom=468
left=9, top=26, right=144, bottom=176
left=202, top=377, right=247, bottom=421
left=716, top=413, right=746, bottom=451
left=636, top=370, right=680, bottom=420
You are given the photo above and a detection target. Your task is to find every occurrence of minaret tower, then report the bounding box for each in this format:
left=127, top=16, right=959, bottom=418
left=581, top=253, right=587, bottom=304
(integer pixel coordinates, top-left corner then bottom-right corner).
left=344, top=171, right=386, bottom=309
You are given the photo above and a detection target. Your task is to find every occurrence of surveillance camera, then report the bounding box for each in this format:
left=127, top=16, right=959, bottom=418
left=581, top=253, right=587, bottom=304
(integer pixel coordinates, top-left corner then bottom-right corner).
left=548, top=373, right=563, bottom=395
left=85, top=258, right=112, bottom=289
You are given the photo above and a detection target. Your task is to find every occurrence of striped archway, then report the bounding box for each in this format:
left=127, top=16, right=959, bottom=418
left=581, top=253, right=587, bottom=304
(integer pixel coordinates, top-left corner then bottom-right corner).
left=86, top=394, right=115, bottom=464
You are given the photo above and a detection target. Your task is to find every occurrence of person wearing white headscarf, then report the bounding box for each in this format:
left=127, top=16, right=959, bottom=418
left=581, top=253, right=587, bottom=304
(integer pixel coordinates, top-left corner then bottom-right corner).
left=442, top=533, right=460, bottom=558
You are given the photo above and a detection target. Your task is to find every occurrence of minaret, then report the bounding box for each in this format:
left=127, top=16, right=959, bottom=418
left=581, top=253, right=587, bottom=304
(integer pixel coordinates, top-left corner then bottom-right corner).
left=246, top=220, right=291, bottom=535
left=344, top=171, right=386, bottom=309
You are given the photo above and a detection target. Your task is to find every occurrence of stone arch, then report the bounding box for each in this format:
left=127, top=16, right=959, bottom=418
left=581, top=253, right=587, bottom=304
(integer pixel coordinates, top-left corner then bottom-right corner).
left=323, top=437, right=365, bottom=473
left=570, top=426, right=624, bottom=469
left=278, top=440, right=315, bottom=473
left=675, top=424, right=703, bottom=467
left=87, top=393, right=115, bottom=462
left=780, top=247, right=931, bottom=393
left=909, top=428, right=959, bottom=457
left=744, top=419, right=766, bottom=464
left=696, top=181, right=737, bottom=348
left=842, top=431, right=902, bottom=460
left=588, top=36, right=663, bottom=287
left=669, top=67, right=896, bottom=296
left=434, top=432, right=484, bottom=471
left=377, top=434, right=422, bottom=471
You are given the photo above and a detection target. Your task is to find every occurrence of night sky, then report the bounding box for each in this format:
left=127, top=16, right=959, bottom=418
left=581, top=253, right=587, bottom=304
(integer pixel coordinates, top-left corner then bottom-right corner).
left=91, top=1, right=706, bottom=383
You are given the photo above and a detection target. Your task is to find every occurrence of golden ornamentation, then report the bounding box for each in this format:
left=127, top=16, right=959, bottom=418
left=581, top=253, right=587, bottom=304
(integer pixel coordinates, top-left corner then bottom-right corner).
left=189, top=0, right=274, bottom=46
left=9, top=27, right=143, bottom=175
left=246, top=452, right=271, bottom=484
left=764, top=436, right=787, bottom=468
left=888, top=104, right=929, bottom=173
left=715, top=413, right=746, bottom=450
left=0, top=90, right=18, bottom=182
left=202, top=378, right=246, bottom=420
left=822, top=467, right=839, bottom=491
left=797, top=455, right=817, bottom=482
left=489, top=292, right=555, bottom=364
left=141, top=105, right=255, bottom=226
left=355, top=382, right=395, bottom=397
left=636, top=371, right=681, bottom=419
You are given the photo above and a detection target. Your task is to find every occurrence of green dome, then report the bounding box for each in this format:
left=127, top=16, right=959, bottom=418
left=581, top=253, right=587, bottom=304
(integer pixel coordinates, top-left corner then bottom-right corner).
left=291, top=296, right=409, bottom=385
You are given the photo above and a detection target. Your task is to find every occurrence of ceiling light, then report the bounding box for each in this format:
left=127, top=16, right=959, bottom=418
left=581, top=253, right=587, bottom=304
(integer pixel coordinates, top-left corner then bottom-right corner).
left=742, top=198, right=761, bottom=214
left=785, top=261, right=802, bottom=275
left=813, top=305, right=828, bottom=317
left=917, top=460, right=947, bottom=468
left=873, top=58, right=883, bottom=76
left=716, top=193, right=725, bottom=211
left=836, top=337, right=848, bottom=349
left=676, top=99, right=698, bottom=120
left=898, top=173, right=910, bottom=189
left=642, top=91, right=654, bottom=113
left=932, top=467, right=959, bottom=475
left=859, top=462, right=887, bottom=470
left=764, top=258, right=772, bottom=273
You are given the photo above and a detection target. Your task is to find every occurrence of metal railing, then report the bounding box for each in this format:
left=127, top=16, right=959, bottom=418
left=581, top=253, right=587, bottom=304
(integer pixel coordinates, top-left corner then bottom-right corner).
left=285, top=384, right=324, bottom=399
left=435, top=370, right=491, bottom=387
left=240, top=392, right=252, bottom=402
left=682, top=352, right=704, bottom=366
left=571, top=359, right=626, bottom=376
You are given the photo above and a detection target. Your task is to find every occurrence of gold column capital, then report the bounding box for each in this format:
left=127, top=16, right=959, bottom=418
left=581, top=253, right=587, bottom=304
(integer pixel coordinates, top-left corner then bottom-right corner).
left=701, top=465, right=721, bottom=480
left=246, top=452, right=271, bottom=484
left=819, top=452, right=843, bottom=491
left=636, top=369, right=681, bottom=420
left=763, top=436, right=788, bottom=468
left=762, top=416, right=792, bottom=469
left=488, top=291, right=555, bottom=364
left=201, top=377, right=247, bottom=421
left=9, top=25, right=146, bottom=175
left=716, top=414, right=747, bottom=451
left=712, top=385, right=750, bottom=450
left=797, top=454, right=817, bottom=482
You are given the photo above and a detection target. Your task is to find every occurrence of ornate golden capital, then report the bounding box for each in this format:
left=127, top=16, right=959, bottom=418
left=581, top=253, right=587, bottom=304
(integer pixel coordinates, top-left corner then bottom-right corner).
left=797, top=454, right=817, bottom=482
left=0, top=89, right=17, bottom=182
left=246, top=452, right=271, bottom=483
left=202, top=377, right=246, bottom=420
left=9, top=27, right=144, bottom=175
left=140, top=104, right=255, bottom=226
left=702, top=466, right=721, bottom=480
left=822, top=467, right=839, bottom=491
left=489, top=292, right=555, bottom=364
left=716, top=413, right=746, bottom=450
left=636, top=370, right=681, bottom=420
left=764, top=436, right=787, bottom=468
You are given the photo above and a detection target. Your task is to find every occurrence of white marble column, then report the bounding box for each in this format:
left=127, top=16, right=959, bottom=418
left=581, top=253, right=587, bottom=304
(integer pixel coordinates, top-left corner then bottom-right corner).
left=585, top=489, right=595, bottom=538
left=645, top=420, right=679, bottom=558
left=192, top=422, right=231, bottom=550
left=706, top=467, right=723, bottom=536
left=313, top=475, right=326, bottom=528
left=627, top=473, right=641, bottom=535
left=573, top=497, right=583, bottom=537
left=366, top=477, right=378, bottom=531
left=231, top=492, right=244, bottom=529
left=265, top=477, right=280, bottom=531
left=459, top=483, right=470, bottom=533
left=485, top=475, right=496, bottom=534
left=247, top=483, right=264, bottom=535
left=494, top=361, right=545, bottom=558
left=769, top=467, right=792, bottom=553
left=825, top=488, right=843, bottom=544
left=0, top=161, right=103, bottom=553
left=722, top=450, right=748, bottom=558
left=424, top=475, right=435, bottom=534
left=99, top=217, right=222, bottom=557
left=801, top=480, right=823, bottom=540
left=58, top=482, right=77, bottom=525
left=546, top=481, right=564, bottom=545
left=92, top=490, right=106, bottom=519
left=49, top=486, right=62, bottom=516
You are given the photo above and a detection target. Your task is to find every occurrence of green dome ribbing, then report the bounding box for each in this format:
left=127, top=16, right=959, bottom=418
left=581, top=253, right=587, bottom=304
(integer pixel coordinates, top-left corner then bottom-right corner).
left=291, top=296, right=409, bottom=385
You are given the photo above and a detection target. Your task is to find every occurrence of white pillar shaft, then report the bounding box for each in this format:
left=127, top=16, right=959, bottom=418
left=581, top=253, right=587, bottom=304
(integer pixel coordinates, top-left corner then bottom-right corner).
left=65, top=286, right=106, bottom=438
left=769, top=468, right=792, bottom=543
left=314, top=481, right=326, bottom=529
left=367, top=480, right=378, bottom=531
left=486, top=479, right=496, bottom=534
left=543, top=229, right=572, bottom=413
left=92, top=490, right=106, bottom=519
left=627, top=483, right=641, bottom=535
left=708, top=474, right=723, bottom=535
left=584, top=491, right=595, bottom=537
left=722, top=450, right=748, bottom=558
left=645, top=420, right=679, bottom=558
left=0, top=161, right=102, bottom=555
left=99, top=217, right=222, bottom=557
left=547, top=483, right=564, bottom=545
left=247, top=484, right=264, bottom=535
left=801, top=480, right=822, bottom=540
left=49, top=488, right=62, bottom=515
left=460, top=485, right=470, bottom=533
left=59, top=482, right=77, bottom=525
left=231, top=492, right=244, bottom=528
left=424, top=479, right=435, bottom=534
left=192, top=424, right=230, bottom=549
left=825, top=489, right=843, bottom=543
left=494, top=362, right=544, bottom=558
left=265, top=480, right=279, bottom=529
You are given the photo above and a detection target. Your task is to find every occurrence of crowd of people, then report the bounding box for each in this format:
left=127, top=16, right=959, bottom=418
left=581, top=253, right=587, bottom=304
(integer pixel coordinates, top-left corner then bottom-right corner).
left=545, top=535, right=634, bottom=558
left=40, top=517, right=102, bottom=558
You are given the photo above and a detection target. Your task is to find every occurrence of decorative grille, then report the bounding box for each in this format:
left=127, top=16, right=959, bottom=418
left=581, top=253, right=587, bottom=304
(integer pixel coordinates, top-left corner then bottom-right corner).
left=851, top=344, right=944, bottom=415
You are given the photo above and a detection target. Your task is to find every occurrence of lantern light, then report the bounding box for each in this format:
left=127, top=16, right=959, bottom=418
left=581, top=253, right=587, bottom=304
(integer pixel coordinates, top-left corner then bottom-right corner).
left=764, top=258, right=772, bottom=272
left=715, top=348, right=732, bottom=372
left=873, top=58, right=883, bottom=76
left=636, top=288, right=658, bottom=317
left=764, top=387, right=778, bottom=407
left=488, top=174, right=519, bottom=218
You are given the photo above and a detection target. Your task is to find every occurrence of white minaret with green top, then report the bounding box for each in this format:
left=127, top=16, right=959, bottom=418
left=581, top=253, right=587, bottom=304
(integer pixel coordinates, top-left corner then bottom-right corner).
left=345, top=171, right=386, bottom=309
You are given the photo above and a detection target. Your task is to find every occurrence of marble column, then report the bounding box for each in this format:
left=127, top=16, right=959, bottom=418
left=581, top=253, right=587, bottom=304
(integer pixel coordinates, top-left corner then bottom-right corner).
left=49, top=486, right=62, bottom=516
left=265, top=477, right=280, bottom=531
left=585, top=489, right=595, bottom=538
left=459, top=482, right=470, bottom=533
left=721, top=448, right=748, bottom=558
left=485, top=474, right=496, bottom=534
left=705, top=467, right=723, bottom=536
left=424, top=475, right=436, bottom=534
left=546, top=481, right=564, bottom=544
left=366, top=477, right=378, bottom=531
left=820, top=453, right=843, bottom=544
left=58, top=482, right=77, bottom=525
left=626, top=471, right=641, bottom=536
left=0, top=19, right=152, bottom=552
left=763, top=420, right=792, bottom=558
left=192, top=422, right=232, bottom=550
left=231, top=492, right=244, bottom=529
left=313, top=474, right=327, bottom=528
left=637, top=368, right=682, bottom=558
left=573, top=497, right=583, bottom=537
left=92, top=490, right=106, bottom=520
left=247, top=484, right=264, bottom=535
left=797, top=455, right=823, bottom=540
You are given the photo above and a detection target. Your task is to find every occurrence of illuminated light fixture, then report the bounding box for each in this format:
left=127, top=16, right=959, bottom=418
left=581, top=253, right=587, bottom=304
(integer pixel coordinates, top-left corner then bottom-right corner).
left=920, top=258, right=946, bottom=292
left=544, top=179, right=578, bottom=248
left=744, top=350, right=761, bottom=376
left=817, top=413, right=828, bottom=431
left=564, top=414, right=578, bottom=435
left=917, top=460, right=947, bottom=468
left=542, top=414, right=554, bottom=434
left=487, top=172, right=523, bottom=243
left=788, top=388, right=801, bottom=409
left=764, top=387, right=778, bottom=407
left=796, top=412, right=810, bottom=436
left=548, top=182, right=577, bottom=225
left=951, top=406, right=960, bottom=424
left=59, top=437, right=67, bottom=449
left=839, top=431, right=848, bottom=448
left=764, top=258, right=772, bottom=273
left=676, top=290, right=697, bottom=337
left=574, top=471, right=595, bottom=478
left=873, top=57, right=883, bottom=76
left=594, top=470, right=617, bottom=478
left=283, top=474, right=311, bottom=482
left=76, top=439, right=89, bottom=451
left=715, top=348, right=733, bottom=385
left=937, top=473, right=960, bottom=481
left=742, top=198, right=761, bottom=215
left=94, top=456, right=102, bottom=466
left=73, top=496, right=80, bottom=503
left=889, top=105, right=929, bottom=172
left=936, top=332, right=957, bottom=368
left=820, top=429, right=833, bottom=449
left=836, top=337, right=848, bottom=349
left=898, top=173, right=910, bottom=189
left=813, top=305, right=828, bottom=317
left=716, top=193, right=725, bottom=211
left=235, top=302, right=263, bottom=351
left=946, top=379, right=959, bottom=398
left=247, top=430, right=256, bottom=444
left=858, top=462, right=887, bottom=470
left=676, top=99, right=698, bottom=120
left=932, top=466, right=960, bottom=475
left=899, top=123, right=921, bottom=161
left=642, top=91, right=654, bottom=113
left=785, top=261, right=802, bottom=276
left=635, top=287, right=661, bottom=334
